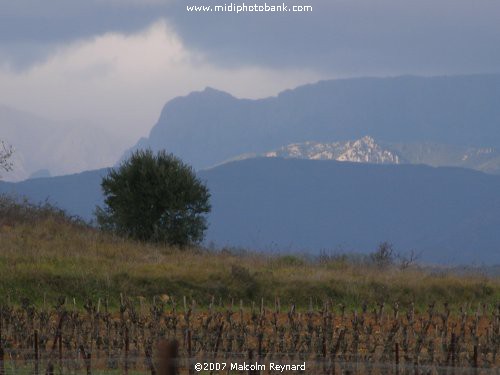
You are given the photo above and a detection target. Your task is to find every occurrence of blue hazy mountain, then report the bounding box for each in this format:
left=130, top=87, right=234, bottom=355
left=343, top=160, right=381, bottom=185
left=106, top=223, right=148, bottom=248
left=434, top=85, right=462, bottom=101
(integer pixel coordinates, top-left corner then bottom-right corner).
left=0, top=103, right=124, bottom=182
left=200, top=158, right=500, bottom=265
left=122, top=74, right=500, bottom=170
left=2, top=158, right=500, bottom=265
left=0, top=169, right=107, bottom=221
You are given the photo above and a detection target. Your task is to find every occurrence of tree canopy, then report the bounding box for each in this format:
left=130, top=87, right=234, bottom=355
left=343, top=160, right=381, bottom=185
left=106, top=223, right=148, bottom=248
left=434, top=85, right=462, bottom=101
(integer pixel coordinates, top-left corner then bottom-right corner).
left=96, top=150, right=211, bottom=246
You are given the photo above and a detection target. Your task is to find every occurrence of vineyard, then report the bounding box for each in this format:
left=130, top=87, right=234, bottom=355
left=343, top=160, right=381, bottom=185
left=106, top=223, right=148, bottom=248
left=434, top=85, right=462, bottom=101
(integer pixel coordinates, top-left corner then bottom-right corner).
left=0, top=296, right=499, bottom=374
left=1, top=199, right=499, bottom=374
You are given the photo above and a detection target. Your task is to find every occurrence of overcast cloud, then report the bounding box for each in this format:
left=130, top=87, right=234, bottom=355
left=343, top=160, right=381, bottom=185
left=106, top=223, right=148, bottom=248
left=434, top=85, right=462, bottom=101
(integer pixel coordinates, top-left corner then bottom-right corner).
left=2, top=0, right=499, bottom=74
left=0, top=19, right=320, bottom=142
left=1, top=0, right=499, bottom=161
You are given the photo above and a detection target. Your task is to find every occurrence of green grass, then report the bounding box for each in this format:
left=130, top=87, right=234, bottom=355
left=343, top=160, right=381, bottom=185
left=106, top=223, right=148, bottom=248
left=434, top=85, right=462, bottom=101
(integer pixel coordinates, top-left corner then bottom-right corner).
left=0, top=196, right=499, bottom=310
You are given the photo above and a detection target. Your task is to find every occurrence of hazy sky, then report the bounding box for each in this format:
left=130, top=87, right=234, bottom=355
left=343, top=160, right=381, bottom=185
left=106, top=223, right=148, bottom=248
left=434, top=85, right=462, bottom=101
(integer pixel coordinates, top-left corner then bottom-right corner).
left=1, top=0, right=500, bottom=143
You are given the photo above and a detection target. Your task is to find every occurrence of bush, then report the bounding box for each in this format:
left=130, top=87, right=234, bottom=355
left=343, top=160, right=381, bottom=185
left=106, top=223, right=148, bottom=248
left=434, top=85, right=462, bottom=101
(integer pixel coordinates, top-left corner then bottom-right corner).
left=0, top=195, right=86, bottom=227
left=95, top=150, right=211, bottom=246
left=370, top=241, right=395, bottom=268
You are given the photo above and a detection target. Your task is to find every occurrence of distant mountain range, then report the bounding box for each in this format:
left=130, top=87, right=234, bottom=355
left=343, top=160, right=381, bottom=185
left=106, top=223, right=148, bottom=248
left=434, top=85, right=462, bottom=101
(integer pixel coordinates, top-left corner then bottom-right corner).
left=229, top=136, right=500, bottom=174
left=0, top=104, right=126, bottom=182
left=0, top=168, right=106, bottom=219
left=2, top=157, right=500, bottom=265
left=123, top=74, right=500, bottom=171
left=4, top=74, right=500, bottom=180
left=201, top=158, right=500, bottom=265
left=3, top=74, right=500, bottom=265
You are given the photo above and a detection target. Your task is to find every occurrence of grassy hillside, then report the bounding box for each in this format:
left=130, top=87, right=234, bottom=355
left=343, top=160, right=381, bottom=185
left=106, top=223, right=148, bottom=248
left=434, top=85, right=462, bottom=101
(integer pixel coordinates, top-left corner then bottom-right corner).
left=0, top=196, right=498, bottom=310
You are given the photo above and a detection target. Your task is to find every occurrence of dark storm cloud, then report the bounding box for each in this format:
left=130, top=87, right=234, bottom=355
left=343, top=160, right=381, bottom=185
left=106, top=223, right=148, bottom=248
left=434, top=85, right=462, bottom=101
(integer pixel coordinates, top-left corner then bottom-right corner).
left=0, top=1, right=165, bottom=43
left=167, top=0, right=500, bottom=75
left=0, top=0, right=171, bottom=67
left=1, top=0, right=500, bottom=75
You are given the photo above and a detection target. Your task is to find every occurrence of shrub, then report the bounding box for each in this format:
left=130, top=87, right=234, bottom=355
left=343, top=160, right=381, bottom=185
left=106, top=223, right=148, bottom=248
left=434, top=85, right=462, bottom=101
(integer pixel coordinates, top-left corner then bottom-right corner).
left=0, top=195, right=85, bottom=227
left=370, top=241, right=395, bottom=268
left=95, top=150, right=211, bottom=247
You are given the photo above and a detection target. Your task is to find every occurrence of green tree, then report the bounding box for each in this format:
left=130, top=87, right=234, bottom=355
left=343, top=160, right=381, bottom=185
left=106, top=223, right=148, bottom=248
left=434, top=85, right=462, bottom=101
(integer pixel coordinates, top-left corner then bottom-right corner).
left=96, top=150, right=211, bottom=246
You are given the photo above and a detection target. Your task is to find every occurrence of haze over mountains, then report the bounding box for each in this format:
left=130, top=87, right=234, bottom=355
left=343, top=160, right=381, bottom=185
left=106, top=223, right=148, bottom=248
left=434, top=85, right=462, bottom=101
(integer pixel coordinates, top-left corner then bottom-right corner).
left=2, top=73, right=500, bottom=265
left=202, top=158, right=500, bottom=265
left=0, top=104, right=126, bottom=182
left=124, top=74, right=500, bottom=170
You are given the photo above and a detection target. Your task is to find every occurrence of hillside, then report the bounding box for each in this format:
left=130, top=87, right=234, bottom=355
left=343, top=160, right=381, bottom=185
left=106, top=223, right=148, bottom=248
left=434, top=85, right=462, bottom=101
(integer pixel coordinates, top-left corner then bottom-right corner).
left=0, top=168, right=107, bottom=220
left=2, top=158, right=500, bottom=264
left=0, top=196, right=498, bottom=308
left=122, top=74, right=500, bottom=170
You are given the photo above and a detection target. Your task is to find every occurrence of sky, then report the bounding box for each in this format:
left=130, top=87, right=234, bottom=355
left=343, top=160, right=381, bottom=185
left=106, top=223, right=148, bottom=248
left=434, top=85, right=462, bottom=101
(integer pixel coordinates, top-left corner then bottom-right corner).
left=1, top=0, right=500, bottom=147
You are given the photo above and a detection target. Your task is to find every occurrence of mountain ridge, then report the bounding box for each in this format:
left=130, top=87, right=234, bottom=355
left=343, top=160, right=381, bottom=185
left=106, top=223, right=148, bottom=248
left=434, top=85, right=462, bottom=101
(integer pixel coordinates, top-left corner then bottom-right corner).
left=121, top=74, right=500, bottom=170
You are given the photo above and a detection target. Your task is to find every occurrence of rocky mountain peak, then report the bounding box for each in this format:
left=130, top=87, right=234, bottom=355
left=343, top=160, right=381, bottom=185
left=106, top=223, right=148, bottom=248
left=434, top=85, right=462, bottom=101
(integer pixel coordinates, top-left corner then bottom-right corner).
left=264, top=136, right=401, bottom=165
